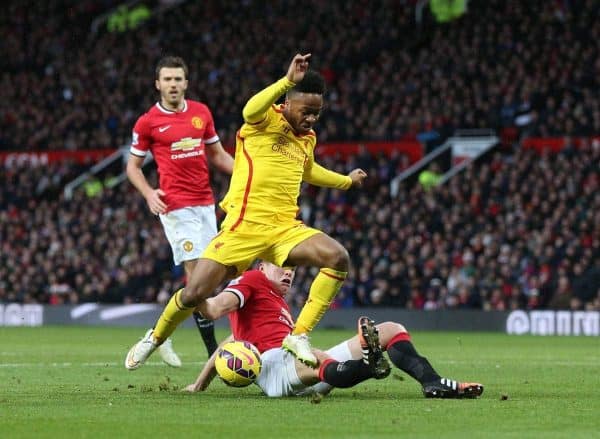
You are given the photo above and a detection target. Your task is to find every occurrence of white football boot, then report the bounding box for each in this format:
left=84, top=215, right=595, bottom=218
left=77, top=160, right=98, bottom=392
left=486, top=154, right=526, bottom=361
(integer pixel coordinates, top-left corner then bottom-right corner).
left=282, top=333, right=318, bottom=367
left=125, top=329, right=159, bottom=370
left=157, top=337, right=182, bottom=368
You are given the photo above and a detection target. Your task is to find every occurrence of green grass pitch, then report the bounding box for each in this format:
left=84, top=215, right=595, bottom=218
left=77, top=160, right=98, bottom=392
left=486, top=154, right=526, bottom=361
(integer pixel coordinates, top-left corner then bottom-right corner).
left=1, top=326, right=598, bottom=438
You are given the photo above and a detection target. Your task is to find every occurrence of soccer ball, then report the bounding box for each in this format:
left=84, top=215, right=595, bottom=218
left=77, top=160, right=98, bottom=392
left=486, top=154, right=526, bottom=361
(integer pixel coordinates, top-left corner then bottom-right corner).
left=215, top=340, right=262, bottom=387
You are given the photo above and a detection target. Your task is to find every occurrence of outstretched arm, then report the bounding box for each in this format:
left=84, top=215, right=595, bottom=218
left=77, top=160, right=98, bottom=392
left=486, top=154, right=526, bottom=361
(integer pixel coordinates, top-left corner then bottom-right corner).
left=303, top=161, right=367, bottom=190
left=184, top=334, right=235, bottom=393
left=242, top=53, right=311, bottom=123
left=195, top=290, right=240, bottom=321
left=184, top=289, right=242, bottom=392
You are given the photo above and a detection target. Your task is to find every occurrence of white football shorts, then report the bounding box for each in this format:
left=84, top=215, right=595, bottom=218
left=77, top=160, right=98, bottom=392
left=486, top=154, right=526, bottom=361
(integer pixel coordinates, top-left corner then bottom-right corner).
left=255, top=340, right=353, bottom=398
left=159, top=205, right=218, bottom=265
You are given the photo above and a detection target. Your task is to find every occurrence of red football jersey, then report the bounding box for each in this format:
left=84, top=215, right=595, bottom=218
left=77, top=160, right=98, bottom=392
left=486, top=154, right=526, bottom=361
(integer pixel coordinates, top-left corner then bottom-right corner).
left=130, top=100, right=220, bottom=212
left=224, top=270, right=295, bottom=353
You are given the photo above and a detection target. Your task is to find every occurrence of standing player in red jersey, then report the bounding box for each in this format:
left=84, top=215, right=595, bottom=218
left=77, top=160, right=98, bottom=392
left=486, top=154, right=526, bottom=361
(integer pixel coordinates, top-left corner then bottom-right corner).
left=184, top=262, right=484, bottom=399
left=127, top=56, right=234, bottom=366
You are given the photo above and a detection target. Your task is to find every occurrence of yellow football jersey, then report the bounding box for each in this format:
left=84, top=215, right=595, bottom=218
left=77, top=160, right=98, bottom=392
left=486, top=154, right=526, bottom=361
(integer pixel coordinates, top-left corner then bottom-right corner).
left=221, top=104, right=316, bottom=228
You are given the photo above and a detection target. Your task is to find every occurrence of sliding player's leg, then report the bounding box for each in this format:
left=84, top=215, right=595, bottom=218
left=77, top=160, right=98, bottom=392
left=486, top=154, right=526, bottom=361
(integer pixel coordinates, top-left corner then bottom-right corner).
left=377, top=322, right=484, bottom=398
left=312, top=320, right=483, bottom=398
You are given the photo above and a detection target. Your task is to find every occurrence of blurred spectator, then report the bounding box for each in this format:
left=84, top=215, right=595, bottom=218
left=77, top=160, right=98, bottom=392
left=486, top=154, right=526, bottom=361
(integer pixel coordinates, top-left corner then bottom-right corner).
left=418, top=162, right=442, bottom=191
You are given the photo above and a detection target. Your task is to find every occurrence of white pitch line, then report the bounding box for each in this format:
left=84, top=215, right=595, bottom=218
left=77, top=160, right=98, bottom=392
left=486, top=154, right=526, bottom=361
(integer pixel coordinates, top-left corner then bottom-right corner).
left=0, top=361, right=206, bottom=368
left=0, top=359, right=598, bottom=368
left=434, top=360, right=600, bottom=367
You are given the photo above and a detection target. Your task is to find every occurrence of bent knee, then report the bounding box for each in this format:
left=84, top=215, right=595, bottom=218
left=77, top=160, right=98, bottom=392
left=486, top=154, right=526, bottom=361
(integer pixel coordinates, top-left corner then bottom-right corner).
left=377, top=322, right=408, bottom=344
left=179, top=288, right=199, bottom=307
left=324, top=246, right=350, bottom=271
left=380, top=321, right=407, bottom=332
left=181, top=283, right=214, bottom=307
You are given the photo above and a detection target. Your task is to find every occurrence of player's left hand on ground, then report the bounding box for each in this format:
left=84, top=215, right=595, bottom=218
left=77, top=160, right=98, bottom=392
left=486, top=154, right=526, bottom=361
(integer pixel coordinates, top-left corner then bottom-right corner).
left=348, top=168, right=367, bottom=188
left=182, top=383, right=201, bottom=393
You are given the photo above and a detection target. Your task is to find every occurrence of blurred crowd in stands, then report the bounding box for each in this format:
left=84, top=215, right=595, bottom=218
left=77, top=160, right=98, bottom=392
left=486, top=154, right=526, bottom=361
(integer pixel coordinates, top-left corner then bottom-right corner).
left=1, top=0, right=599, bottom=311
left=2, top=143, right=598, bottom=311
left=0, top=160, right=191, bottom=306
left=290, top=143, right=599, bottom=311
left=0, top=0, right=598, bottom=151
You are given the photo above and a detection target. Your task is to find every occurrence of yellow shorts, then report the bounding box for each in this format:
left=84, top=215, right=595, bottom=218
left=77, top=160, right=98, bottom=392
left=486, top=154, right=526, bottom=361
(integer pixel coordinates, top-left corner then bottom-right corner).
left=201, top=220, right=322, bottom=275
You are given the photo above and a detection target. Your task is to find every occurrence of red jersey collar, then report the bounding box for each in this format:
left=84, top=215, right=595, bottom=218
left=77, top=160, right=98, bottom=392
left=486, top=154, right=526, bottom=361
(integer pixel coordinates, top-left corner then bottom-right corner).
left=156, top=99, right=188, bottom=114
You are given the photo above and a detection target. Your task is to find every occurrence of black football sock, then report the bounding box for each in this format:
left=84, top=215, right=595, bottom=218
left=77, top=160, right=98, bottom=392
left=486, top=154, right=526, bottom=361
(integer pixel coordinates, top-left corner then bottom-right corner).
left=319, top=359, right=374, bottom=388
left=386, top=333, right=440, bottom=385
left=193, top=312, right=218, bottom=356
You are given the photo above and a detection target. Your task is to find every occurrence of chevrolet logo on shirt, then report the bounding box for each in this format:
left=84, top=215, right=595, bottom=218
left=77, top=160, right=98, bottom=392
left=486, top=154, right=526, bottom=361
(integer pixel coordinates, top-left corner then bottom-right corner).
left=171, top=137, right=202, bottom=151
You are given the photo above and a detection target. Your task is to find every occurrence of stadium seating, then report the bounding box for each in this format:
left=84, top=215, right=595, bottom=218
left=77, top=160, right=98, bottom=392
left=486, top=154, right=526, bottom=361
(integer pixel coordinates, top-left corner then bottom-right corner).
left=1, top=1, right=598, bottom=310
left=1, top=144, right=598, bottom=310
left=0, top=0, right=597, bottom=151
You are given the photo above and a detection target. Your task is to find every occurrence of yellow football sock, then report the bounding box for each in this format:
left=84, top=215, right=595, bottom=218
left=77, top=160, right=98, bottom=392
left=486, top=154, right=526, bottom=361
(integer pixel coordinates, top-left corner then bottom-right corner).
left=153, top=288, right=195, bottom=343
left=293, top=268, right=347, bottom=335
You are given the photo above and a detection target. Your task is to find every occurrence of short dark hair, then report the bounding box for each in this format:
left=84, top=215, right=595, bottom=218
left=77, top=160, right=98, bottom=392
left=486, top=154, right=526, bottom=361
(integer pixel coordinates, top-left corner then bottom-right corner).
left=155, top=56, right=189, bottom=80
left=290, top=70, right=326, bottom=96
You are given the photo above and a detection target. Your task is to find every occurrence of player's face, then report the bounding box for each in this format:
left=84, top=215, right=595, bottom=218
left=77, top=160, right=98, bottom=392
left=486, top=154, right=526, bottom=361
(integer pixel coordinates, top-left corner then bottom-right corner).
left=283, top=93, right=323, bottom=135
left=155, top=67, right=188, bottom=110
left=260, top=263, right=296, bottom=296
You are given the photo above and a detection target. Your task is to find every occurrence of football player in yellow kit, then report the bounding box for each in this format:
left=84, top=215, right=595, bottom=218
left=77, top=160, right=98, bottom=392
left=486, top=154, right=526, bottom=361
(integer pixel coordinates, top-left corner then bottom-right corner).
left=125, top=53, right=367, bottom=370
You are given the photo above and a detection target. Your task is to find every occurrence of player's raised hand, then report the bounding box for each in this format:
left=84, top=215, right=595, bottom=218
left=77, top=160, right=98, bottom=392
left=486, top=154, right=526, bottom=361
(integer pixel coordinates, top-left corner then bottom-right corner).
left=286, top=53, right=311, bottom=83
left=348, top=168, right=367, bottom=188
left=145, top=188, right=167, bottom=215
